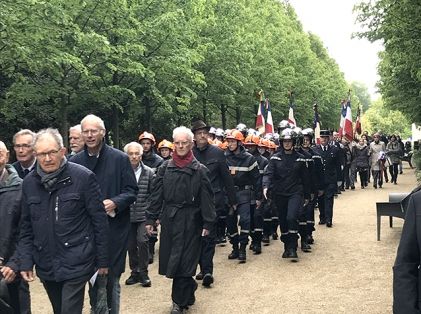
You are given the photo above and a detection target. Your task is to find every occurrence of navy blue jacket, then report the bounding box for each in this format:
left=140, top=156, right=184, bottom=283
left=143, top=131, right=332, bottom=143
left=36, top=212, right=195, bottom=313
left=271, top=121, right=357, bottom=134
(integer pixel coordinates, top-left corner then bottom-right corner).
left=70, top=143, right=138, bottom=275
left=18, top=162, right=109, bottom=282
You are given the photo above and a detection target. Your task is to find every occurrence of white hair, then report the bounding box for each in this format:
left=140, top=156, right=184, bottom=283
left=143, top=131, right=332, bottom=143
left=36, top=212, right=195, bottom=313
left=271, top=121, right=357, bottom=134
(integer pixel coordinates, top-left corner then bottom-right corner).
left=13, top=129, right=36, bottom=145
left=173, top=126, right=194, bottom=142
left=0, top=140, right=8, bottom=152
left=80, top=114, right=106, bottom=130
left=34, top=128, right=64, bottom=149
left=69, top=124, right=82, bottom=133
left=123, top=142, right=143, bottom=155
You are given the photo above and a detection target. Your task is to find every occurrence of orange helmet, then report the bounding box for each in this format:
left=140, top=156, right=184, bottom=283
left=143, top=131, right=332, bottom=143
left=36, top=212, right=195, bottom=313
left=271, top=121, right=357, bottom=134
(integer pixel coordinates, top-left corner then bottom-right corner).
left=138, top=131, right=156, bottom=144
left=258, top=138, right=270, bottom=149
left=218, top=141, right=228, bottom=150
left=225, top=129, right=244, bottom=142
left=158, top=139, right=173, bottom=150
left=244, top=134, right=260, bottom=146
left=268, top=140, right=277, bottom=150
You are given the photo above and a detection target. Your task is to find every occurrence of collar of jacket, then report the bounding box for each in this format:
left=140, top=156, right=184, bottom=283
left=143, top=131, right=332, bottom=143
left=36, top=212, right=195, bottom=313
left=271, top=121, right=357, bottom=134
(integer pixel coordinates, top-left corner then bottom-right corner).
left=83, top=141, right=109, bottom=159
left=225, top=145, right=247, bottom=159
left=31, top=163, right=73, bottom=192
left=167, top=157, right=200, bottom=172
left=0, top=164, right=22, bottom=191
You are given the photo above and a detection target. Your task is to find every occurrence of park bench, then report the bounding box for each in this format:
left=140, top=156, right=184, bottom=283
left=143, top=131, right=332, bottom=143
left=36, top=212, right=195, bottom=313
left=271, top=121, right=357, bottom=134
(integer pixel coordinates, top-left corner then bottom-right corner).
left=376, top=192, right=410, bottom=241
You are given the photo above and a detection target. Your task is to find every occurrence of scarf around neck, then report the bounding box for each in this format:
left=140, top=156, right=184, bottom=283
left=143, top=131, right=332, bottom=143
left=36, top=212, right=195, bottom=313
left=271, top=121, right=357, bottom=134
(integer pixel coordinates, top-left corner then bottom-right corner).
left=172, top=150, right=194, bottom=168
left=37, top=158, right=67, bottom=191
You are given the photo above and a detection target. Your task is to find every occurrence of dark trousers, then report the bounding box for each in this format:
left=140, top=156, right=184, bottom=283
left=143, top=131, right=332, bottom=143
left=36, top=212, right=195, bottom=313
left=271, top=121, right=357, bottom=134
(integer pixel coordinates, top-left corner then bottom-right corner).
left=250, top=203, right=263, bottom=243
left=5, top=278, right=31, bottom=314
left=172, top=277, right=196, bottom=308
left=199, top=234, right=215, bottom=274
left=372, top=170, right=383, bottom=187
left=318, top=184, right=336, bottom=223
left=273, top=193, right=302, bottom=249
left=43, top=276, right=88, bottom=314
left=357, top=167, right=368, bottom=187
left=306, top=198, right=316, bottom=235
left=389, top=163, right=399, bottom=183
left=342, top=163, right=351, bottom=188
left=89, top=271, right=121, bottom=314
left=128, top=222, right=149, bottom=277
left=262, top=199, right=272, bottom=237
left=227, top=202, right=251, bottom=245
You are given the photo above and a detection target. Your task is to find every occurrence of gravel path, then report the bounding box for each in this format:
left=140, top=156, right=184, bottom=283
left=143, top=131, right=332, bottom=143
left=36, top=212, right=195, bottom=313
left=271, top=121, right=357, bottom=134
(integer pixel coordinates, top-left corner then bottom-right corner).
left=29, top=166, right=417, bottom=313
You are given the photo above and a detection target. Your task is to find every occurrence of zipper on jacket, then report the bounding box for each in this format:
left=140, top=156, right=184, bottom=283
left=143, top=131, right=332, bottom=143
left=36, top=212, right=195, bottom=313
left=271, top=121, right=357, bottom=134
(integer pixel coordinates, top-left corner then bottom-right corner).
left=55, top=196, right=59, bottom=222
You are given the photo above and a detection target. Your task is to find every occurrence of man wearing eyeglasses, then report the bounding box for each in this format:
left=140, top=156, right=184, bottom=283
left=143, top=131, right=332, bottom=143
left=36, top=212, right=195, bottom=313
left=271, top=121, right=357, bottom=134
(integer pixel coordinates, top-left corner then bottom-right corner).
left=18, top=128, right=109, bottom=314
left=70, top=114, right=138, bottom=314
left=12, top=129, right=37, bottom=179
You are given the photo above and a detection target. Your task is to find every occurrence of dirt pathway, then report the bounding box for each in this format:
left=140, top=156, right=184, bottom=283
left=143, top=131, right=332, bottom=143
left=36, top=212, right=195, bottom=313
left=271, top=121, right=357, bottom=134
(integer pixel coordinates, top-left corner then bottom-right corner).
left=29, top=166, right=417, bottom=313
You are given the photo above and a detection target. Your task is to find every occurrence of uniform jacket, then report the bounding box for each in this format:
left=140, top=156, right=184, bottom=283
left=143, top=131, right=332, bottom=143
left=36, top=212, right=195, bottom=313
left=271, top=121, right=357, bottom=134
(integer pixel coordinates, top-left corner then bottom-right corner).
left=393, top=190, right=421, bottom=313
left=262, top=149, right=311, bottom=199
left=0, top=165, right=22, bottom=270
left=18, top=162, right=109, bottom=282
left=70, top=143, right=138, bottom=275
left=142, top=151, right=164, bottom=172
left=130, top=162, right=154, bottom=223
left=193, top=143, right=237, bottom=209
left=313, top=144, right=342, bottom=186
left=297, top=147, right=317, bottom=193
left=225, top=146, right=261, bottom=203
left=146, top=158, right=216, bottom=278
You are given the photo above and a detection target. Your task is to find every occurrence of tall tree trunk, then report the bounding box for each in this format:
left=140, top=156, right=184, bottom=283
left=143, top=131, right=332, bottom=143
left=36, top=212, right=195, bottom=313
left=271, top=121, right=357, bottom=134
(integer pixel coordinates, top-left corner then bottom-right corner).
left=220, top=104, right=227, bottom=130
left=60, top=94, right=69, bottom=150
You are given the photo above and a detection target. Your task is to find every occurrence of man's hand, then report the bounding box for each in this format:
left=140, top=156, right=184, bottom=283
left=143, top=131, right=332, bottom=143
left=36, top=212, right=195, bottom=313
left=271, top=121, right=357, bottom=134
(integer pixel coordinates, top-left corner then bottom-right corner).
left=97, top=268, right=108, bottom=276
left=201, top=229, right=209, bottom=237
left=20, top=270, right=35, bottom=282
left=318, top=190, right=324, bottom=197
left=145, top=224, right=154, bottom=236
left=303, top=199, right=309, bottom=207
left=256, top=200, right=262, bottom=207
left=1, top=266, right=16, bottom=283
left=103, top=199, right=117, bottom=214
left=263, top=188, right=268, bottom=199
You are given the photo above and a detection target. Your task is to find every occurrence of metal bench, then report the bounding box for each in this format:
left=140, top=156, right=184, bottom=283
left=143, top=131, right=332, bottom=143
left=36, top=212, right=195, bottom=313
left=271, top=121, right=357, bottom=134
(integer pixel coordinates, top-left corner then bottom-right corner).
left=376, top=193, right=409, bottom=241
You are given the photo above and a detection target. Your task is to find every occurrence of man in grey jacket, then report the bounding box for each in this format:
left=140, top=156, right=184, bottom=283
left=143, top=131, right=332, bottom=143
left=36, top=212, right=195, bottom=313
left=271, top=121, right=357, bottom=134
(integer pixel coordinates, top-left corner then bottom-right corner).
left=124, top=142, right=154, bottom=288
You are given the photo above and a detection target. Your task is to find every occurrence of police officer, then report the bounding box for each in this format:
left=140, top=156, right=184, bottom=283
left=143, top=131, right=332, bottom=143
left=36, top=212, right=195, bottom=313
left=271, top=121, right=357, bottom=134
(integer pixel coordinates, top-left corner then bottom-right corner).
left=301, top=128, right=324, bottom=244
left=244, top=134, right=268, bottom=254
left=225, top=130, right=260, bottom=263
left=313, top=130, right=342, bottom=227
left=192, top=120, right=237, bottom=286
left=263, top=128, right=310, bottom=261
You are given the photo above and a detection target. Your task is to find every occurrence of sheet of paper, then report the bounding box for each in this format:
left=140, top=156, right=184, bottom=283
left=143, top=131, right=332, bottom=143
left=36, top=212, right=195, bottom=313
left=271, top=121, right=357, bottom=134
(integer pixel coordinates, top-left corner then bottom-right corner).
left=90, top=270, right=98, bottom=286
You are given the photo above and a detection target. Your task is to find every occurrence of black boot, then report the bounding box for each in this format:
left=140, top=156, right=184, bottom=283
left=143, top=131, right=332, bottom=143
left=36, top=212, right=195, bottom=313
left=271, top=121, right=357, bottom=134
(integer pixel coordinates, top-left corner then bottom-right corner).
left=238, top=244, right=247, bottom=263
left=301, top=239, right=311, bottom=253
left=262, top=234, right=270, bottom=245
left=306, top=234, right=314, bottom=245
left=288, top=247, right=298, bottom=261
left=253, top=242, right=262, bottom=254
left=228, top=244, right=239, bottom=260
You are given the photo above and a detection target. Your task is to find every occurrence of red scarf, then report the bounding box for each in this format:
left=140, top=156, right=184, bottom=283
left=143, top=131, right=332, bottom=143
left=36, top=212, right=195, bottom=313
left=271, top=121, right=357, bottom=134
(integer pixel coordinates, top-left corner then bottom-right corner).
left=172, top=150, right=194, bottom=168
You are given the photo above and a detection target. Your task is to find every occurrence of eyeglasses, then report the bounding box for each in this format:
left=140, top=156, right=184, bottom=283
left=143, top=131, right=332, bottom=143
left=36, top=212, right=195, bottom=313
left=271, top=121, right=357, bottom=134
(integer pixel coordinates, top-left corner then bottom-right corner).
left=81, top=129, right=103, bottom=136
left=14, top=144, right=32, bottom=149
left=36, top=149, right=61, bottom=159
left=174, top=141, right=191, bottom=147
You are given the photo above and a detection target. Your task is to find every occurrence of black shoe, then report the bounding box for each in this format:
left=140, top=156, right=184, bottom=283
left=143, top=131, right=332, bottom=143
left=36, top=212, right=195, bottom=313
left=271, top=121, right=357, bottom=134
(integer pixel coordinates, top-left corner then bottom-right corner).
left=373, top=185, right=377, bottom=189
left=202, top=273, right=214, bottom=287
left=238, top=244, right=246, bottom=263
left=228, top=249, right=239, bottom=260
left=188, top=281, right=198, bottom=305
left=351, top=186, right=355, bottom=190
left=282, top=250, right=290, bottom=258
left=249, top=242, right=255, bottom=251
left=148, top=255, right=154, bottom=264
left=306, top=235, right=314, bottom=245
left=253, top=243, right=262, bottom=255
left=125, top=274, right=140, bottom=285
left=301, top=241, right=311, bottom=252
left=394, top=182, right=397, bottom=185
left=262, top=235, right=270, bottom=244
left=341, top=187, right=346, bottom=192
left=139, top=274, right=151, bottom=287
left=379, top=185, right=382, bottom=188
left=288, top=248, right=298, bottom=259
left=400, top=171, right=403, bottom=174
left=326, top=221, right=332, bottom=228
left=272, top=233, right=278, bottom=240
left=171, top=302, right=184, bottom=314
left=219, top=236, right=227, bottom=244
left=195, top=272, right=203, bottom=280
left=318, top=220, right=326, bottom=225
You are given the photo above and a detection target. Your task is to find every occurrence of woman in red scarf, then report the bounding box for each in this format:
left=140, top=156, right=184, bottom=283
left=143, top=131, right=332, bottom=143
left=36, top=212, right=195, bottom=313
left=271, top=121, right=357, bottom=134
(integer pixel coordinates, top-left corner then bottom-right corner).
left=146, top=126, right=216, bottom=314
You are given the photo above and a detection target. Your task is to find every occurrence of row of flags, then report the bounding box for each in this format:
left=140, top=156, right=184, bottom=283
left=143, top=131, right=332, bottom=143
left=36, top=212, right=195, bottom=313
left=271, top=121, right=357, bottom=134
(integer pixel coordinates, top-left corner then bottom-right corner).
left=255, top=90, right=362, bottom=141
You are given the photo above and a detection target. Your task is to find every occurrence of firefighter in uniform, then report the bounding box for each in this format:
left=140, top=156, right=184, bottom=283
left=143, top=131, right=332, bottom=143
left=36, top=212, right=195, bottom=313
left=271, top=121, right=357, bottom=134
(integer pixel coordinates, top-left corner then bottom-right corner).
left=191, top=120, right=237, bottom=286
left=138, top=131, right=164, bottom=263
left=313, top=130, right=342, bottom=227
left=301, top=128, right=323, bottom=244
left=244, top=134, right=268, bottom=254
left=263, top=128, right=310, bottom=261
left=158, top=139, right=174, bottom=160
left=225, top=130, right=260, bottom=263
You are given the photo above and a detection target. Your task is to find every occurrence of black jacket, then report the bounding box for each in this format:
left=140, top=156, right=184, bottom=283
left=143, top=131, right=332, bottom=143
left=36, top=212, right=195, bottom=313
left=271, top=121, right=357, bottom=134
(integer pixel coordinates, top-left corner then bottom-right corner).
left=225, top=146, right=261, bottom=203
left=313, top=145, right=342, bottom=186
left=142, top=151, right=164, bottom=172
left=130, top=162, right=154, bottom=223
left=263, top=149, right=310, bottom=199
left=18, top=162, right=109, bottom=282
left=12, top=160, right=36, bottom=179
left=352, top=144, right=370, bottom=169
left=147, top=158, right=216, bottom=278
left=393, top=190, right=421, bottom=313
left=0, top=165, right=22, bottom=271
left=193, top=143, right=237, bottom=207
left=70, top=143, right=138, bottom=275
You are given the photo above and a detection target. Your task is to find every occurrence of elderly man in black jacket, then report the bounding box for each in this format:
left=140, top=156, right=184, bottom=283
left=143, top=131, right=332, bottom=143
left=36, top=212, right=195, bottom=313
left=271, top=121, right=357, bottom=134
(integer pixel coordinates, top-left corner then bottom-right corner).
left=147, top=126, right=216, bottom=314
left=71, top=114, right=138, bottom=314
left=0, top=140, right=30, bottom=314
left=123, top=142, right=154, bottom=288
left=192, top=120, right=237, bottom=287
left=18, top=128, right=109, bottom=314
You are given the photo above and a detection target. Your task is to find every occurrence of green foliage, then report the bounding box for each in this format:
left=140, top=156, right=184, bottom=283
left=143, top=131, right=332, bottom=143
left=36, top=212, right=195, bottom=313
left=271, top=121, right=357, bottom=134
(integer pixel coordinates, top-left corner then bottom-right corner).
left=1, top=0, right=352, bottom=148
left=361, top=98, right=411, bottom=138
left=355, top=0, right=421, bottom=123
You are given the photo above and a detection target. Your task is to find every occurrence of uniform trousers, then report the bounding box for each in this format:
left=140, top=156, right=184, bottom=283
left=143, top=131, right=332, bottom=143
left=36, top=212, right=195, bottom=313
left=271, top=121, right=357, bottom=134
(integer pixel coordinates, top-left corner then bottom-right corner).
left=227, top=202, right=250, bottom=245
left=273, top=193, right=302, bottom=249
